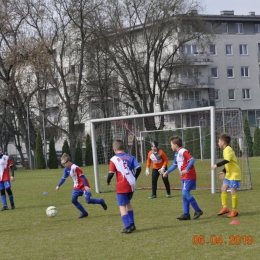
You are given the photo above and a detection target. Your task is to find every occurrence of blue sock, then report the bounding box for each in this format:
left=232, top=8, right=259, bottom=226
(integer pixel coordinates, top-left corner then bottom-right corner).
left=86, top=197, right=102, bottom=204
left=74, top=202, right=88, bottom=214
left=183, top=197, right=190, bottom=215
left=122, top=214, right=130, bottom=228
left=128, top=210, right=134, bottom=225
left=8, top=194, right=14, bottom=205
left=1, top=194, right=7, bottom=207
left=188, top=197, right=200, bottom=212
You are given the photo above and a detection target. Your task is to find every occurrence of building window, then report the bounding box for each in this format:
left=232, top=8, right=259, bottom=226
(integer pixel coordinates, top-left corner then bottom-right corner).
left=241, top=66, right=249, bottom=77
left=254, top=24, right=260, bottom=33
left=229, top=89, right=235, bottom=100
left=211, top=67, right=218, bottom=78
left=210, top=45, right=216, bottom=55
left=215, top=90, right=220, bottom=100
left=226, top=44, right=232, bottom=55
left=235, top=23, right=244, bottom=34
left=183, top=91, right=189, bottom=100
left=221, top=23, right=228, bottom=34
left=181, top=44, right=197, bottom=54
left=227, top=67, right=234, bottom=78
left=195, top=91, right=200, bottom=101
left=242, top=89, right=251, bottom=99
left=239, top=44, right=248, bottom=55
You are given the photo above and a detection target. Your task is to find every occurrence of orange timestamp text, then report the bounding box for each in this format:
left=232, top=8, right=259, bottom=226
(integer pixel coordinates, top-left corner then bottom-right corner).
left=192, top=235, right=254, bottom=245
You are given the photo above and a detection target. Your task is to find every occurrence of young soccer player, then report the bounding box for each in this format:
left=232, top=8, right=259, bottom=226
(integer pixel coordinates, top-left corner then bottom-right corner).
left=211, top=133, right=241, bottom=218
left=107, top=140, right=141, bottom=234
left=0, top=147, right=15, bottom=211
left=56, top=153, right=107, bottom=218
left=146, top=141, right=171, bottom=198
left=163, top=136, right=203, bottom=220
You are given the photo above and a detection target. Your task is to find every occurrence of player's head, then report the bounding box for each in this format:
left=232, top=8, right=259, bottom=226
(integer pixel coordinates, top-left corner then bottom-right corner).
left=151, top=141, right=158, bottom=154
left=113, top=140, right=125, bottom=153
left=169, top=136, right=182, bottom=151
left=218, top=133, right=231, bottom=148
left=61, top=153, right=71, bottom=168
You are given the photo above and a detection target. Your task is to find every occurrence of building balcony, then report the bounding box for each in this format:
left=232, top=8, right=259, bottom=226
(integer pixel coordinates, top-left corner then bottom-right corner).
left=169, top=76, right=215, bottom=88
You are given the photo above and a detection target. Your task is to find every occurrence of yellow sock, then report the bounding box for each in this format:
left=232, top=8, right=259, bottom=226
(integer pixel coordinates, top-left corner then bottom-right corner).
left=221, top=192, right=228, bottom=207
left=232, top=194, right=238, bottom=210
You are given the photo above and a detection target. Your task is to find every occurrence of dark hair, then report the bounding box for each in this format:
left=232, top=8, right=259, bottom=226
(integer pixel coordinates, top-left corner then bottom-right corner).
left=113, top=140, right=125, bottom=150
left=169, top=135, right=182, bottom=147
left=151, top=141, right=158, bottom=147
left=219, top=133, right=231, bottom=145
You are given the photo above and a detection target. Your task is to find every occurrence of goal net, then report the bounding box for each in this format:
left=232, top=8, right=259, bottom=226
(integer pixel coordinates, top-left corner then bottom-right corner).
left=90, top=107, right=251, bottom=194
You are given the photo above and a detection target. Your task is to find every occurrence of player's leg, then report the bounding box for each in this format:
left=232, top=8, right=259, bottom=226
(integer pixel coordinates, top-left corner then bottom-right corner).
left=149, top=168, right=159, bottom=198
left=71, top=190, right=88, bottom=218
left=84, top=190, right=107, bottom=210
left=117, top=194, right=132, bottom=233
left=5, top=181, right=15, bottom=209
left=0, top=182, right=8, bottom=210
left=227, top=181, right=240, bottom=218
left=126, top=193, right=135, bottom=231
left=161, top=174, right=171, bottom=197
left=218, top=180, right=230, bottom=215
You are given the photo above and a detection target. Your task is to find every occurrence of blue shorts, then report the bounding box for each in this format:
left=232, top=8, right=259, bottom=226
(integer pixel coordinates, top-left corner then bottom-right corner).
left=182, top=180, right=196, bottom=191
left=117, top=193, right=133, bottom=206
left=72, top=189, right=84, bottom=197
left=0, top=181, right=11, bottom=190
left=223, top=178, right=240, bottom=189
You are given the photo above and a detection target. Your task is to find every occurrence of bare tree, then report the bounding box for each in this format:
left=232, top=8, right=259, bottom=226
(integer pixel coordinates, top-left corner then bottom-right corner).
left=94, top=0, right=214, bottom=130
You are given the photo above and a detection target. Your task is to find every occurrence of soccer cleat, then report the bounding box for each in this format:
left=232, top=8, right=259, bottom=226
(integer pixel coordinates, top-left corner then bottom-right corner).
left=11, top=204, right=15, bottom=210
left=1, top=206, right=9, bottom=211
left=130, top=223, right=136, bottom=231
left=121, top=227, right=132, bottom=234
left=177, top=214, right=191, bottom=220
left=166, top=194, right=171, bottom=198
left=218, top=207, right=230, bottom=216
left=193, top=210, right=203, bottom=219
left=78, top=212, right=88, bottom=219
left=227, top=210, right=238, bottom=218
left=148, top=195, right=157, bottom=199
left=101, top=199, right=107, bottom=210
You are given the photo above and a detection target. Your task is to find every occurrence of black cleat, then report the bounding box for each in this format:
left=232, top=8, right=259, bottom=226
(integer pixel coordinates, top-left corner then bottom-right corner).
left=78, top=212, right=88, bottom=218
left=130, top=223, right=136, bottom=231
left=11, top=204, right=15, bottom=210
left=193, top=210, right=203, bottom=219
left=1, top=206, right=9, bottom=211
left=121, top=227, right=132, bottom=234
left=101, top=199, right=107, bottom=210
left=177, top=214, right=191, bottom=220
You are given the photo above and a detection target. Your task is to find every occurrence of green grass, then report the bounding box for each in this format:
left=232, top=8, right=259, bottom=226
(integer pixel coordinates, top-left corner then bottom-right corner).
left=1, top=158, right=260, bottom=260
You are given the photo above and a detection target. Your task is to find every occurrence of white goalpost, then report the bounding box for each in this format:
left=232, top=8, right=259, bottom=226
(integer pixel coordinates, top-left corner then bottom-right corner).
left=90, top=106, right=217, bottom=193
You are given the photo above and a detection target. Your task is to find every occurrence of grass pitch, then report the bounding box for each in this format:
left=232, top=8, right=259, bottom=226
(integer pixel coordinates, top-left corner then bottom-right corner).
left=1, top=158, right=260, bottom=260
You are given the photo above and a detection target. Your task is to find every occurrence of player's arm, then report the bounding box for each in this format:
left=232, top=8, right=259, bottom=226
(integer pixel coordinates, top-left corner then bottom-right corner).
left=161, top=151, right=168, bottom=167
left=164, top=154, right=177, bottom=175
left=56, top=169, right=69, bottom=190
left=134, top=166, right=141, bottom=180
left=212, top=160, right=229, bottom=170
left=81, top=174, right=91, bottom=192
left=107, top=172, right=114, bottom=185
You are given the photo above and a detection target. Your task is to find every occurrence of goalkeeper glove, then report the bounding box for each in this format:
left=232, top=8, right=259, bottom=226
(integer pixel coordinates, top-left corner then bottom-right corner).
left=145, top=168, right=150, bottom=176
left=158, top=167, right=165, bottom=175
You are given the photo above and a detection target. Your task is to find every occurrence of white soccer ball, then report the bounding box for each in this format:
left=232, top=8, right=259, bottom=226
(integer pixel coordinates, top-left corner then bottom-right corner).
left=46, top=206, right=58, bottom=217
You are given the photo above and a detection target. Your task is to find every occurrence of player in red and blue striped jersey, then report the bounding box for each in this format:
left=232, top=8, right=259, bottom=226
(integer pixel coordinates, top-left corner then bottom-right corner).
left=163, top=136, right=203, bottom=220
left=0, top=147, right=15, bottom=211
left=56, top=153, right=107, bottom=218
left=107, top=140, right=141, bottom=234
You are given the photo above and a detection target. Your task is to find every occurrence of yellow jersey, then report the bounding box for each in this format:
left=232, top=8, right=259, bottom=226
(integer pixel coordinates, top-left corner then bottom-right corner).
left=223, top=146, right=241, bottom=181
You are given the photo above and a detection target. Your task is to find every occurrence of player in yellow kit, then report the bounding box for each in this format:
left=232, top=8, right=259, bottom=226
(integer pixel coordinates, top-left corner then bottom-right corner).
left=211, top=134, right=241, bottom=218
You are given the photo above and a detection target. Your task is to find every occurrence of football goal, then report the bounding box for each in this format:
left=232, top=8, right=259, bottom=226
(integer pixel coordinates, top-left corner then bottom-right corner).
left=90, top=106, right=251, bottom=194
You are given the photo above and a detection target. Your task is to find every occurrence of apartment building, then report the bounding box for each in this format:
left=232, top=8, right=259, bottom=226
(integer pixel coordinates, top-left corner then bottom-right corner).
left=204, top=10, right=260, bottom=128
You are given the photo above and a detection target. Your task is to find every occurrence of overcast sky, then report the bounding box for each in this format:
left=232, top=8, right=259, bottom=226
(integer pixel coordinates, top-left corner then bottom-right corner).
left=201, top=0, right=259, bottom=15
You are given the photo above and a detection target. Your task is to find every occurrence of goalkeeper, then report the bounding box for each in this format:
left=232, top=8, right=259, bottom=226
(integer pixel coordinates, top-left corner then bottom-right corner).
left=146, top=141, right=171, bottom=199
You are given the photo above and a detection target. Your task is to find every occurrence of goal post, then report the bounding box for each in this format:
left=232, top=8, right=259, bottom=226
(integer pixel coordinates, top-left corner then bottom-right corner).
left=90, top=106, right=219, bottom=194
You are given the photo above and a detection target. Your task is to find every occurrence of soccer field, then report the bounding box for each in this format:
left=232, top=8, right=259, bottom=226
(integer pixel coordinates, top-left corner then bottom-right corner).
left=1, top=158, right=259, bottom=260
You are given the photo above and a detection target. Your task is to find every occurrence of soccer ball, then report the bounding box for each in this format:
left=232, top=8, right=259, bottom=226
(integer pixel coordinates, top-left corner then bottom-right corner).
left=46, top=206, right=58, bottom=217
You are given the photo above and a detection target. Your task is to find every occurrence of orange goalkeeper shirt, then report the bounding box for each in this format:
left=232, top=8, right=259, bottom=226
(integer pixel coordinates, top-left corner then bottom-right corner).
left=146, top=150, right=168, bottom=169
